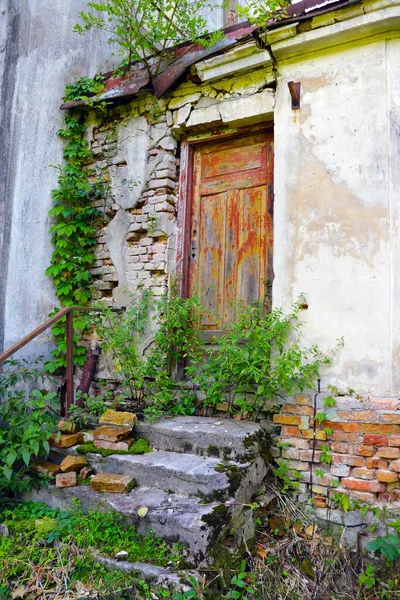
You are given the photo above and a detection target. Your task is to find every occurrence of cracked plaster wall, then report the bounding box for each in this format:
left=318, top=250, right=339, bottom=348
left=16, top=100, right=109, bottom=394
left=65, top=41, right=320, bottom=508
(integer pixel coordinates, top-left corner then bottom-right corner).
left=0, top=1, right=116, bottom=358
left=274, top=39, right=397, bottom=396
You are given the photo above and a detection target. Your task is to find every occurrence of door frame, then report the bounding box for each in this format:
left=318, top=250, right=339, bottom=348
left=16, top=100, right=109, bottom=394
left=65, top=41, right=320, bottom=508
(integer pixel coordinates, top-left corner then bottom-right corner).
left=176, top=124, right=274, bottom=301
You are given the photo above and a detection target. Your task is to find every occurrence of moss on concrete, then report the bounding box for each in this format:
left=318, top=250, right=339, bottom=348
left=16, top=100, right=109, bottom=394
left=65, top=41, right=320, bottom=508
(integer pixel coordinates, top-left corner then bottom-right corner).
left=76, top=438, right=151, bottom=458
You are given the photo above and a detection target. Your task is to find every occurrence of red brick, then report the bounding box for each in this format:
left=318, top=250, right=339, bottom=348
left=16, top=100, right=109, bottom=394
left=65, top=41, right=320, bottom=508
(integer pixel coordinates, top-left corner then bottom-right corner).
left=388, top=436, right=400, bottom=447
left=316, top=420, right=361, bottom=433
left=338, top=410, right=376, bottom=423
left=342, top=478, right=385, bottom=493
left=273, top=414, right=301, bottom=426
left=367, top=399, right=400, bottom=410
left=350, top=467, right=375, bottom=480
left=378, top=488, right=400, bottom=502
left=287, top=460, right=310, bottom=471
left=313, top=496, right=327, bottom=508
left=281, top=426, right=302, bottom=438
left=56, top=472, right=77, bottom=488
left=363, top=434, right=388, bottom=447
left=377, top=447, right=400, bottom=459
left=380, top=412, right=400, bottom=424
left=348, top=490, right=376, bottom=503
left=282, top=448, right=300, bottom=460
left=366, top=457, right=387, bottom=469
left=354, top=445, right=374, bottom=457
left=331, top=431, right=361, bottom=443
left=331, top=464, right=351, bottom=477
left=295, top=395, right=312, bottom=406
left=279, top=437, right=309, bottom=449
left=362, top=424, right=400, bottom=434
left=389, top=459, right=400, bottom=472
left=302, top=429, right=326, bottom=440
left=332, top=454, right=364, bottom=467
left=330, top=442, right=349, bottom=454
left=311, top=484, right=328, bottom=496
left=313, top=473, right=331, bottom=486
left=377, top=470, right=399, bottom=483
left=299, top=450, right=321, bottom=462
left=282, top=404, right=314, bottom=416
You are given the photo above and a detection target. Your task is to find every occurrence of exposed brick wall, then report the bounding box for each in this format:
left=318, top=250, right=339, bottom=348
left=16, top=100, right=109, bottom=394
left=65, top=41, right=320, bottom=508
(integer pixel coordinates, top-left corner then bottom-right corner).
left=84, top=114, right=178, bottom=304
left=272, top=395, right=400, bottom=505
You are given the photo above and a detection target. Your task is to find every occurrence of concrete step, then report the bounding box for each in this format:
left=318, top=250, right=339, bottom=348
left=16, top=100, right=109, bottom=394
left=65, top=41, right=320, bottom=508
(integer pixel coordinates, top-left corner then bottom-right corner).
left=96, top=556, right=199, bottom=594
left=25, top=485, right=231, bottom=567
left=51, top=446, right=247, bottom=500
left=135, top=416, right=264, bottom=460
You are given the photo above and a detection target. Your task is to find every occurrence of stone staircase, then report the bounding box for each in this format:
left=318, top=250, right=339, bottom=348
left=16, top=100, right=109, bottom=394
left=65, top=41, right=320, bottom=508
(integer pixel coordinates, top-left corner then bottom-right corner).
left=26, top=416, right=270, bottom=574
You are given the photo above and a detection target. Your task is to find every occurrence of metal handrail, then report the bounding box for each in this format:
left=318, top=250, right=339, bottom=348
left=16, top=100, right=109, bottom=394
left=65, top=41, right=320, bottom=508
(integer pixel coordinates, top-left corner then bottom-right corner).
left=0, top=306, right=102, bottom=413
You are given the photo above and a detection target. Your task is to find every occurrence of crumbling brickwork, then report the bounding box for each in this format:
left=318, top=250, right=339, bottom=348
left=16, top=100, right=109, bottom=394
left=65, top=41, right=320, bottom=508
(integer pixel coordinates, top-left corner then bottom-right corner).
left=272, top=395, right=400, bottom=506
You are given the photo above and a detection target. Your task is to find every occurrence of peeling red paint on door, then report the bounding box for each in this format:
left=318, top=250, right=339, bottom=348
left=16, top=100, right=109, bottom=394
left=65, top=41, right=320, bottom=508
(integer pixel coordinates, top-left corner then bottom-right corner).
left=188, top=131, right=273, bottom=331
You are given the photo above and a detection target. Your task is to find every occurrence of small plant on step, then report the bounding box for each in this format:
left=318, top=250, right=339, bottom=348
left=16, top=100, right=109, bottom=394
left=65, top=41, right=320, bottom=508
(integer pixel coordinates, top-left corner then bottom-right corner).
left=91, top=288, right=154, bottom=403
left=68, top=389, right=110, bottom=427
left=144, top=290, right=204, bottom=419
left=191, top=300, right=336, bottom=418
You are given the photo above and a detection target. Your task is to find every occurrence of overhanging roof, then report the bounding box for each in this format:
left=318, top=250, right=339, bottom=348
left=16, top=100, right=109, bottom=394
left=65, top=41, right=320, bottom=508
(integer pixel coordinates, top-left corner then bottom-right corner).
left=60, top=0, right=358, bottom=110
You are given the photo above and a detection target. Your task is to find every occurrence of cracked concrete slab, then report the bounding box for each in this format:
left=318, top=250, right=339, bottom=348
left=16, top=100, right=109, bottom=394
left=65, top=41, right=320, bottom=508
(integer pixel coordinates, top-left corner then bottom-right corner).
left=135, top=416, right=263, bottom=460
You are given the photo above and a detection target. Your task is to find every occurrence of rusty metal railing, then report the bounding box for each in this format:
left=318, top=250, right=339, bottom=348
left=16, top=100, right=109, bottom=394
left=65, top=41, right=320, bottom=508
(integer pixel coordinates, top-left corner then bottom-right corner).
left=0, top=306, right=102, bottom=414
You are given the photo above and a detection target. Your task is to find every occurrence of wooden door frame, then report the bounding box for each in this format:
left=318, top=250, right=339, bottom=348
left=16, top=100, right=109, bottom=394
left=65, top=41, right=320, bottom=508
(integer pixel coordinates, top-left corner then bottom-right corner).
left=176, top=124, right=274, bottom=299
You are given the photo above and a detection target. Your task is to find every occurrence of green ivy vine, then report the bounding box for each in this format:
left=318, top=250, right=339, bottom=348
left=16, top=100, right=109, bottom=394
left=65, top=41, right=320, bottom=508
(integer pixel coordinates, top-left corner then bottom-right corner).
left=45, top=90, right=104, bottom=373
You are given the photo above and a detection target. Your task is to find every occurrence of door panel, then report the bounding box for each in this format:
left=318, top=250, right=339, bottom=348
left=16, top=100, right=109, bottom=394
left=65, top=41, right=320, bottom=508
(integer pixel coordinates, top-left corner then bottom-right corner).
left=188, top=131, right=273, bottom=331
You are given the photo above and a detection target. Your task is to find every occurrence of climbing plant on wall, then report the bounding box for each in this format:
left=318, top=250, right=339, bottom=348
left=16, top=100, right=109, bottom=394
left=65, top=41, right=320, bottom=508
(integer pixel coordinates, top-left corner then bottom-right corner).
left=45, top=106, right=103, bottom=373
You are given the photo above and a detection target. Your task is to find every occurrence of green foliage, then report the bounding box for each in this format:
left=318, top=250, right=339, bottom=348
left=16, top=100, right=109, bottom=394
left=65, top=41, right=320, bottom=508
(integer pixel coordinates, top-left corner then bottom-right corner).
left=74, top=0, right=225, bottom=79
left=144, top=291, right=204, bottom=419
left=64, top=75, right=105, bottom=101
left=0, top=360, right=58, bottom=499
left=189, top=300, right=334, bottom=417
left=358, top=563, right=376, bottom=590
left=0, top=501, right=183, bottom=595
left=366, top=534, right=400, bottom=562
left=236, top=0, right=290, bottom=26
left=273, top=459, right=300, bottom=492
left=76, top=438, right=151, bottom=457
left=93, top=289, right=154, bottom=401
left=92, top=290, right=204, bottom=418
left=68, top=388, right=111, bottom=426
left=226, top=561, right=262, bottom=599
left=45, top=113, right=102, bottom=373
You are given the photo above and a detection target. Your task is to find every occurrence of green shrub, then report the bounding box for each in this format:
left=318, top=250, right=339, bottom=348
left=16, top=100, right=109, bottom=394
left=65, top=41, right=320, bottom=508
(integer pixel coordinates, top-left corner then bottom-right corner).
left=0, top=359, right=58, bottom=500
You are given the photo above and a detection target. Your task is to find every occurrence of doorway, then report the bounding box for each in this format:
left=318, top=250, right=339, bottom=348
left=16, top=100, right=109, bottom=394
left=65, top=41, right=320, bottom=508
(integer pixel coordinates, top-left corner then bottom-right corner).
left=182, top=128, right=274, bottom=335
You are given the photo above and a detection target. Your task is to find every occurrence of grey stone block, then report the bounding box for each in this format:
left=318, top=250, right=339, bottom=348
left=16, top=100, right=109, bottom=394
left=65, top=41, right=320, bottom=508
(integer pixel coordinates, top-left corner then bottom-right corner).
left=135, top=416, right=263, bottom=460
left=24, top=485, right=229, bottom=566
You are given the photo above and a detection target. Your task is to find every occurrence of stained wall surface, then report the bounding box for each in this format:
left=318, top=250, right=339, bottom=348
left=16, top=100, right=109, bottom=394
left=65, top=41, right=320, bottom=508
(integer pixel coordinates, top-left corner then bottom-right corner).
left=273, top=40, right=397, bottom=396
left=0, top=1, right=115, bottom=357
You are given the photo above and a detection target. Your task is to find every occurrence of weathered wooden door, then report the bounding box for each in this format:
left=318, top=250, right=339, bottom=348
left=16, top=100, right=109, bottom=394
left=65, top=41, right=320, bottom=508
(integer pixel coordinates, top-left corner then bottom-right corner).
left=188, top=130, right=273, bottom=331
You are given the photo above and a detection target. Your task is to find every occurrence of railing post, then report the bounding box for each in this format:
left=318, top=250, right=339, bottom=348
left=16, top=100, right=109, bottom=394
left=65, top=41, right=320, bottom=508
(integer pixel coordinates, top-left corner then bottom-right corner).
left=65, top=310, right=74, bottom=414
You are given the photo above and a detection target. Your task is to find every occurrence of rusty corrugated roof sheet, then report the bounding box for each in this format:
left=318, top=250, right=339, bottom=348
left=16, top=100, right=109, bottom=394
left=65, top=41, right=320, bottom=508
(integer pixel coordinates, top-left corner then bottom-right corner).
left=60, top=0, right=357, bottom=110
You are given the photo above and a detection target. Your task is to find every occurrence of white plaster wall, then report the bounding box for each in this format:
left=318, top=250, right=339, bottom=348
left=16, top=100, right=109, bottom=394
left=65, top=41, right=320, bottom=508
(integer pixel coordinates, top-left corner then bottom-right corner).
left=0, top=1, right=116, bottom=358
left=273, top=41, right=393, bottom=395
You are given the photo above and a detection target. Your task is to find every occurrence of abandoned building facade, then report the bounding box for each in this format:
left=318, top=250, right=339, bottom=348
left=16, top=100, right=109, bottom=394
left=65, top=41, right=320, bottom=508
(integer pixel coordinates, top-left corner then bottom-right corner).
left=3, top=0, right=400, bottom=506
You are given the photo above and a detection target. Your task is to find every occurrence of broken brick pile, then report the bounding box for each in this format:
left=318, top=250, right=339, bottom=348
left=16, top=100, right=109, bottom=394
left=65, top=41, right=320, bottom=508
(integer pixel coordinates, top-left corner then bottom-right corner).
left=272, top=395, right=400, bottom=505
left=38, top=410, right=139, bottom=494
